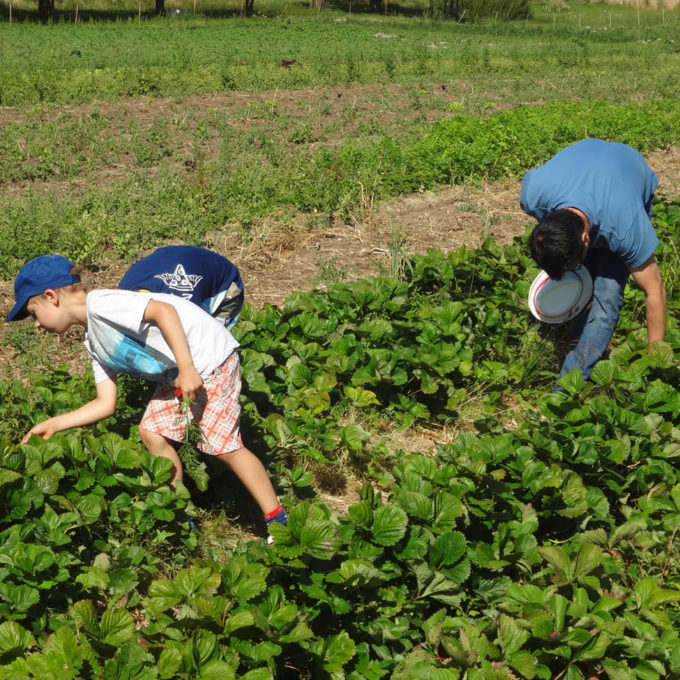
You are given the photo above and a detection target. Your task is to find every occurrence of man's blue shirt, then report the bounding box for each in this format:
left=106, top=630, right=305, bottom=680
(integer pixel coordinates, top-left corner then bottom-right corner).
left=520, top=139, right=659, bottom=269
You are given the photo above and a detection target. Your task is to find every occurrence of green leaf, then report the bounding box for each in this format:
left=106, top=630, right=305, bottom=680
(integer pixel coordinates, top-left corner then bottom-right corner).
left=100, top=608, right=136, bottom=646
left=193, top=630, right=218, bottom=666
left=174, top=567, right=220, bottom=598
left=222, top=560, right=268, bottom=601
left=348, top=500, right=373, bottom=531
left=497, top=614, right=529, bottom=655
left=40, top=625, right=83, bottom=676
left=158, top=647, right=183, bottom=679
left=558, top=472, right=588, bottom=518
left=278, top=622, right=314, bottom=644
left=538, top=546, right=570, bottom=583
left=415, top=564, right=461, bottom=606
left=239, top=669, right=273, bottom=680
left=300, top=520, right=342, bottom=560
left=223, top=610, right=255, bottom=634
left=574, top=543, right=603, bottom=581
left=76, top=567, right=110, bottom=590
left=509, top=649, right=538, bottom=679
left=591, top=360, right=617, bottom=385
left=340, top=425, right=370, bottom=451
left=0, top=621, right=33, bottom=654
left=0, top=470, right=22, bottom=487
left=574, top=631, right=611, bottom=663
left=288, top=363, right=312, bottom=388
left=321, top=630, right=356, bottom=672
left=303, top=390, right=331, bottom=414
left=35, top=467, right=63, bottom=495
left=602, top=658, right=633, bottom=680
left=199, top=660, right=237, bottom=680
left=3, top=584, right=39, bottom=613
left=70, top=600, right=99, bottom=635
left=371, top=505, right=407, bottom=546
left=314, top=373, right=337, bottom=392
left=429, top=531, right=466, bottom=569
left=343, top=386, right=380, bottom=407
left=396, top=490, right=433, bottom=522
left=556, top=369, right=584, bottom=394
left=634, top=576, right=680, bottom=609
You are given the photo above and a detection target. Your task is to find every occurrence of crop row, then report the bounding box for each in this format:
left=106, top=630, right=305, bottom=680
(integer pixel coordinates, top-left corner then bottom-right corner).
left=0, top=197, right=678, bottom=678
left=1, top=327, right=679, bottom=678
left=3, top=99, right=680, bottom=279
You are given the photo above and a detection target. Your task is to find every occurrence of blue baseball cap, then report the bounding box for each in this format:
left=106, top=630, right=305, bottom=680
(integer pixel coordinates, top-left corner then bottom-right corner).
left=6, top=255, right=80, bottom=322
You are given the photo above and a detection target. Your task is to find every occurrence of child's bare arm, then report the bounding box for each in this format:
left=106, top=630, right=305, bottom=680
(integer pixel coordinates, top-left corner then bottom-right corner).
left=22, top=377, right=118, bottom=444
left=143, top=300, right=203, bottom=400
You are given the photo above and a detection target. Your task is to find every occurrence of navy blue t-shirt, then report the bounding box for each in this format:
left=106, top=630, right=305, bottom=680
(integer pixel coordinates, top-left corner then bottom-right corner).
left=520, top=139, right=659, bottom=269
left=118, top=246, right=243, bottom=316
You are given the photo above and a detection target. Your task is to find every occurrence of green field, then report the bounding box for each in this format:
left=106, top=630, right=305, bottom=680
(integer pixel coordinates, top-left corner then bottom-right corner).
left=1, top=2, right=680, bottom=678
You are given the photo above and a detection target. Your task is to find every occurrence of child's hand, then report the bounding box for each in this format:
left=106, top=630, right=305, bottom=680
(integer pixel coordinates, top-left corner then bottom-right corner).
left=175, top=367, right=203, bottom=402
left=21, top=419, right=57, bottom=444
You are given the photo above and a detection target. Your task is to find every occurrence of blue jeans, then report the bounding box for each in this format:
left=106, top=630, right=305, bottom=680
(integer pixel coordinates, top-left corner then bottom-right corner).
left=557, top=248, right=629, bottom=382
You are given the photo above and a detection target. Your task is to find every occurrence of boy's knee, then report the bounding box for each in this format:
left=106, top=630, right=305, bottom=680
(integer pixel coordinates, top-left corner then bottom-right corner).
left=139, top=426, right=159, bottom=447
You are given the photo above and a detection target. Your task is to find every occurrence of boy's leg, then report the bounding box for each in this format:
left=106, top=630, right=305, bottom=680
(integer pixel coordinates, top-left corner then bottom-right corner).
left=217, top=446, right=280, bottom=515
left=198, top=354, right=286, bottom=529
left=557, top=248, right=629, bottom=382
left=139, top=427, right=184, bottom=486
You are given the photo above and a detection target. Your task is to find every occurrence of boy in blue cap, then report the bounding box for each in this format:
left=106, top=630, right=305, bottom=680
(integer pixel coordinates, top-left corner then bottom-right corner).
left=118, top=245, right=244, bottom=331
left=7, top=254, right=287, bottom=535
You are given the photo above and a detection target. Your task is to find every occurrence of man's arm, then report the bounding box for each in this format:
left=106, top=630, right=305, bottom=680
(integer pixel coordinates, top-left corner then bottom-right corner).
left=630, top=255, right=667, bottom=348
left=22, top=376, right=118, bottom=444
left=143, top=299, right=203, bottom=401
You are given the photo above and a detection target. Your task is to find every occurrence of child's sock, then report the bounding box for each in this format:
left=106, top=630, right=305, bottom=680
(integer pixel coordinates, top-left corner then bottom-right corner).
left=264, top=504, right=288, bottom=527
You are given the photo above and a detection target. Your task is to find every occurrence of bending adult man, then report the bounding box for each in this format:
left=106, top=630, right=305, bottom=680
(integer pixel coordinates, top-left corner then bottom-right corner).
left=520, top=138, right=666, bottom=381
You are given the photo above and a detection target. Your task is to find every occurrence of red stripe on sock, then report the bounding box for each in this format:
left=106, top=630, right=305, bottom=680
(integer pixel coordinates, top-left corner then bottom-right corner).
left=263, top=504, right=283, bottom=520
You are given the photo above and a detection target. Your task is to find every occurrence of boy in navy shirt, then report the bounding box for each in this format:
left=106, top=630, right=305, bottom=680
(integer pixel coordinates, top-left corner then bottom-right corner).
left=521, top=139, right=666, bottom=381
left=119, top=246, right=244, bottom=330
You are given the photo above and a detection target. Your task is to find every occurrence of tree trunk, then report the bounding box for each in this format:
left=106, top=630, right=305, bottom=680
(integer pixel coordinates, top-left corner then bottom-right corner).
left=155, top=0, right=165, bottom=15
left=244, top=0, right=254, bottom=15
left=38, top=0, right=54, bottom=21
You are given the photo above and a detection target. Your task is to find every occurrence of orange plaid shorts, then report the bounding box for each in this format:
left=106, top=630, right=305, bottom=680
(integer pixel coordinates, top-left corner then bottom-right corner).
left=139, top=352, right=243, bottom=455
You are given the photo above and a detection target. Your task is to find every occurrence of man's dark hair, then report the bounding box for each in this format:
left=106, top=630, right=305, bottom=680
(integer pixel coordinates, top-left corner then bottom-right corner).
left=527, top=209, right=586, bottom=279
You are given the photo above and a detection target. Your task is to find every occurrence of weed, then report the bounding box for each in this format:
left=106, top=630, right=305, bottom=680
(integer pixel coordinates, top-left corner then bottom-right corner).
left=313, top=256, right=348, bottom=288
left=387, top=226, right=411, bottom=280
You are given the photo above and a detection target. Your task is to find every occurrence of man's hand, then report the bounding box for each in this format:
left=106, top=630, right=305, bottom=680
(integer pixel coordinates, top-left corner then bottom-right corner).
left=631, top=255, right=667, bottom=348
left=22, top=418, right=59, bottom=444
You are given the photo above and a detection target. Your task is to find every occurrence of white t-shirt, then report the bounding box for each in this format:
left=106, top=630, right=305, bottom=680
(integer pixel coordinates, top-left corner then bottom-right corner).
left=83, top=289, right=239, bottom=384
